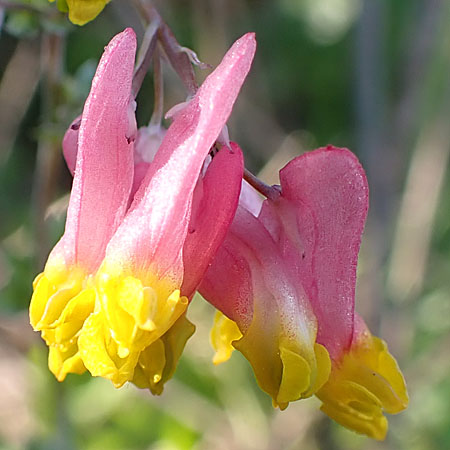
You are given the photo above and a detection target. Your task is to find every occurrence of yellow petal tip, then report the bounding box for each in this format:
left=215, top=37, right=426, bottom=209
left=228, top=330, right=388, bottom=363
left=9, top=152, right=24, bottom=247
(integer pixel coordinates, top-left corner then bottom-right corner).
left=212, top=310, right=331, bottom=407
left=316, top=333, right=408, bottom=440
left=210, top=311, right=243, bottom=365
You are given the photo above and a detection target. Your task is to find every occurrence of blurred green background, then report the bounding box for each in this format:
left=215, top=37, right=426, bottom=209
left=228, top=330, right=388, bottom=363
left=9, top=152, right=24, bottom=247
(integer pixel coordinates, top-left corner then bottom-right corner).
left=1, top=0, right=450, bottom=449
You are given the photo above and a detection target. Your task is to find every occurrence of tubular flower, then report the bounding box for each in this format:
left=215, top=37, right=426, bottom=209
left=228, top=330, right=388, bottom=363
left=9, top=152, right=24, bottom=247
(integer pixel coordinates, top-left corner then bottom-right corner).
left=200, top=146, right=408, bottom=438
left=30, top=28, right=137, bottom=381
left=200, top=157, right=332, bottom=409
left=278, top=147, right=408, bottom=439
left=30, top=29, right=256, bottom=394
left=49, top=0, right=110, bottom=26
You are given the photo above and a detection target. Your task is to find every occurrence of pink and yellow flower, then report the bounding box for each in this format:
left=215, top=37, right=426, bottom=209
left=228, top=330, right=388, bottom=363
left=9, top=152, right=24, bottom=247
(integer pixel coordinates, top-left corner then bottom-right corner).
left=30, top=28, right=256, bottom=394
left=30, top=28, right=137, bottom=381
left=201, top=177, right=331, bottom=408
left=281, top=148, right=408, bottom=439
left=200, top=146, right=408, bottom=439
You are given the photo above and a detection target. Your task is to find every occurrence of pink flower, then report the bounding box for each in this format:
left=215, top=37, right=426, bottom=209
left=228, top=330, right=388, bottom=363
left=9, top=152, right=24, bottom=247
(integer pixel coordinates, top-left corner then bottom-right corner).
left=200, top=146, right=408, bottom=439
left=30, top=29, right=256, bottom=393
left=30, top=28, right=137, bottom=380
left=282, top=147, right=408, bottom=439
left=200, top=146, right=332, bottom=409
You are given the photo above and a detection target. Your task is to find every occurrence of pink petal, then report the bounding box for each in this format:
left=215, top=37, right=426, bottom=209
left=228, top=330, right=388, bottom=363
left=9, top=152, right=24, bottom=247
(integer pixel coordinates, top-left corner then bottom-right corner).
left=104, top=33, right=256, bottom=284
left=201, top=205, right=314, bottom=333
left=56, top=28, right=136, bottom=272
left=279, top=146, right=369, bottom=360
left=199, top=234, right=254, bottom=325
left=130, top=161, right=150, bottom=204
left=181, top=143, right=244, bottom=298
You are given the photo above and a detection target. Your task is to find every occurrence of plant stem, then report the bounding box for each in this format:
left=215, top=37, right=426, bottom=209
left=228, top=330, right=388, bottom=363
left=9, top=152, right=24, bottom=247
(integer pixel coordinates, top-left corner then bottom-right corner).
left=243, top=168, right=280, bottom=201
left=149, top=45, right=164, bottom=127
left=136, top=0, right=198, bottom=95
left=132, top=19, right=160, bottom=98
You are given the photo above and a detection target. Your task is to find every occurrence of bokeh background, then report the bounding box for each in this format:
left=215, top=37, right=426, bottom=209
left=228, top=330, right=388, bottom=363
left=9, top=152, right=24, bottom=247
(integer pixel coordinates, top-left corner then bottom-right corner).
left=1, top=0, right=450, bottom=449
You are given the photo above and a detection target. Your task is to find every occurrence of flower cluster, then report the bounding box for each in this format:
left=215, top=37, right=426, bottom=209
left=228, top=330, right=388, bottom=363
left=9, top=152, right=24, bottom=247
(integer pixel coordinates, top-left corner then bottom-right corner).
left=30, top=28, right=408, bottom=439
left=30, top=28, right=253, bottom=393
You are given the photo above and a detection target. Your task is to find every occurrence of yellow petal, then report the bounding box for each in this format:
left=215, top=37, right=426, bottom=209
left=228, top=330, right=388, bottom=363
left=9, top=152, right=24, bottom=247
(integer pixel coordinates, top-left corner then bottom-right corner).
left=316, top=334, right=408, bottom=440
left=276, top=344, right=311, bottom=409
left=211, top=309, right=331, bottom=407
left=78, top=311, right=140, bottom=388
left=48, top=341, right=86, bottom=381
left=30, top=263, right=95, bottom=381
left=321, top=396, right=388, bottom=441
left=132, top=313, right=195, bottom=395
left=77, top=265, right=193, bottom=390
left=277, top=342, right=331, bottom=408
left=210, top=311, right=243, bottom=365
left=96, top=265, right=189, bottom=358
left=132, top=339, right=166, bottom=390
left=30, top=265, right=87, bottom=329
left=65, top=0, right=110, bottom=26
